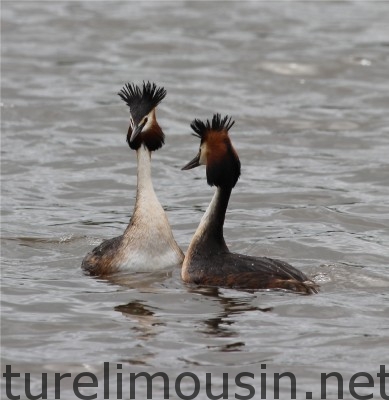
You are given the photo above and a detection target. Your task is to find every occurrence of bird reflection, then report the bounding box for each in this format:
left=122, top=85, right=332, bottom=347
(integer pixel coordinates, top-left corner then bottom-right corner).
left=112, top=283, right=274, bottom=357
left=114, top=300, right=162, bottom=340
left=188, top=286, right=273, bottom=344
left=115, top=300, right=157, bottom=317
left=102, top=269, right=174, bottom=289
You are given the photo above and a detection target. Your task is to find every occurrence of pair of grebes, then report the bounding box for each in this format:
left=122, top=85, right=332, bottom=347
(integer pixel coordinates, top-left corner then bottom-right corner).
left=82, top=82, right=318, bottom=294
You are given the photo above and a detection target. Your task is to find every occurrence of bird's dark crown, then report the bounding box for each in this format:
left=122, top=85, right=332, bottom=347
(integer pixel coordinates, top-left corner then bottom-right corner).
left=191, top=113, right=235, bottom=142
left=190, top=113, right=241, bottom=189
left=118, top=81, right=166, bottom=123
left=118, top=81, right=166, bottom=152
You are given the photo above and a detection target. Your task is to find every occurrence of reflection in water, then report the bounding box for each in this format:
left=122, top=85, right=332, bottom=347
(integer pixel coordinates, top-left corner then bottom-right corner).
left=99, top=269, right=174, bottom=289
left=115, top=300, right=157, bottom=317
left=115, top=300, right=161, bottom=342
left=114, top=288, right=274, bottom=358
left=114, top=300, right=159, bottom=365
left=188, top=287, right=273, bottom=343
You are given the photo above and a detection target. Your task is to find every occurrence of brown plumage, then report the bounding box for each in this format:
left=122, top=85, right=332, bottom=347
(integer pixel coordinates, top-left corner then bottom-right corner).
left=182, top=114, right=318, bottom=294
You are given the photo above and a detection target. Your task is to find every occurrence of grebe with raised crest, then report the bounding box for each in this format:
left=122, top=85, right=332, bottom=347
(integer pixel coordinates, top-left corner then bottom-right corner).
left=82, top=82, right=184, bottom=276
left=181, top=114, right=318, bottom=294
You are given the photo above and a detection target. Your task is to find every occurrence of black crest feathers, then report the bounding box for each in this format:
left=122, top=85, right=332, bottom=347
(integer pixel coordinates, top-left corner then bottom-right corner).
left=118, top=81, right=166, bottom=123
left=190, top=114, right=235, bottom=139
left=188, top=114, right=240, bottom=189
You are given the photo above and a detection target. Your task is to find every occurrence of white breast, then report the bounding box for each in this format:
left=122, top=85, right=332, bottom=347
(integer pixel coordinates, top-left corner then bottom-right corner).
left=113, top=146, right=183, bottom=272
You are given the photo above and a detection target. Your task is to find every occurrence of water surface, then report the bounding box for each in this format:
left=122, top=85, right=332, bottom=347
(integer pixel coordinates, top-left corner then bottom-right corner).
left=2, top=2, right=389, bottom=399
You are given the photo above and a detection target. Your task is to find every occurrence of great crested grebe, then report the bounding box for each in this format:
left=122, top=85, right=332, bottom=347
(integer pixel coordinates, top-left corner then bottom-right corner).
left=82, top=82, right=184, bottom=276
left=181, top=114, right=318, bottom=294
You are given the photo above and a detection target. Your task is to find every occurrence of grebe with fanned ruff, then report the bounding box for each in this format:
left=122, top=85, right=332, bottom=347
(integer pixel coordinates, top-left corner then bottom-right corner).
left=82, top=82, right=184, bottom=276
left=181, top=114, right=318, bottom=294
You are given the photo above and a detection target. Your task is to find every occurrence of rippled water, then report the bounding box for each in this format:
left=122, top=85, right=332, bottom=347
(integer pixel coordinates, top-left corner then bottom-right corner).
left=2, top=2, right=389, bottom=399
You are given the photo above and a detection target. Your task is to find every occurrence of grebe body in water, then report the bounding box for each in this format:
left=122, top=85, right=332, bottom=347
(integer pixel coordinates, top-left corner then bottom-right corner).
left=181, top=114, right=318, bottom=294
left=82, top=82, right=184, bottom=276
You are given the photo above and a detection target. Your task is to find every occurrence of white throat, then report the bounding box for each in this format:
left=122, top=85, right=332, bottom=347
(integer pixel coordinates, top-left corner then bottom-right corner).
left=195, top=188, right=221, bottom=237
left=185, top=187, right=225, bottom=255
left=135, top=145, right=158, bottom=206
left=117, top=145, right=183, bottom=271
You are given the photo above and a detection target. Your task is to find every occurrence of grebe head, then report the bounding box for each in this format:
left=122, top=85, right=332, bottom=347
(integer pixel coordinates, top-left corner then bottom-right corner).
left=182, top=114, right=241, bottom=189
left=118, top=81, right=166, bottom=151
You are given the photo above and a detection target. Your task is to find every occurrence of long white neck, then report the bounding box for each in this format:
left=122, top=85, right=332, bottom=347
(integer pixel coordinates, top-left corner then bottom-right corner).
left=119, top=144, right=184, bottom=270
left=134, top=145, right=159, bottom=209
left=188, top=186, right=231, bottom=253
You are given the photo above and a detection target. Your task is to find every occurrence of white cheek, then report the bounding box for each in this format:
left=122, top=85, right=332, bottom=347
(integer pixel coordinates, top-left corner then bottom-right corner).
left=199, top=143, right=207, bottom=165
left=144, top=115, right=153, bottom=131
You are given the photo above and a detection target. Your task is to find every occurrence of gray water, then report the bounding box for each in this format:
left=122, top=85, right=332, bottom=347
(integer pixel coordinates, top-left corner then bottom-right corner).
left=1, top=2, right=389, bottom=399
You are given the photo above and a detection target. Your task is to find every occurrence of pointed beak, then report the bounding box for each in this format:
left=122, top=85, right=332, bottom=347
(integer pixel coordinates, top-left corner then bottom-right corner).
left=129, top=122, right=145, bottom=143
left=182, top=152, right=201, bottom=170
